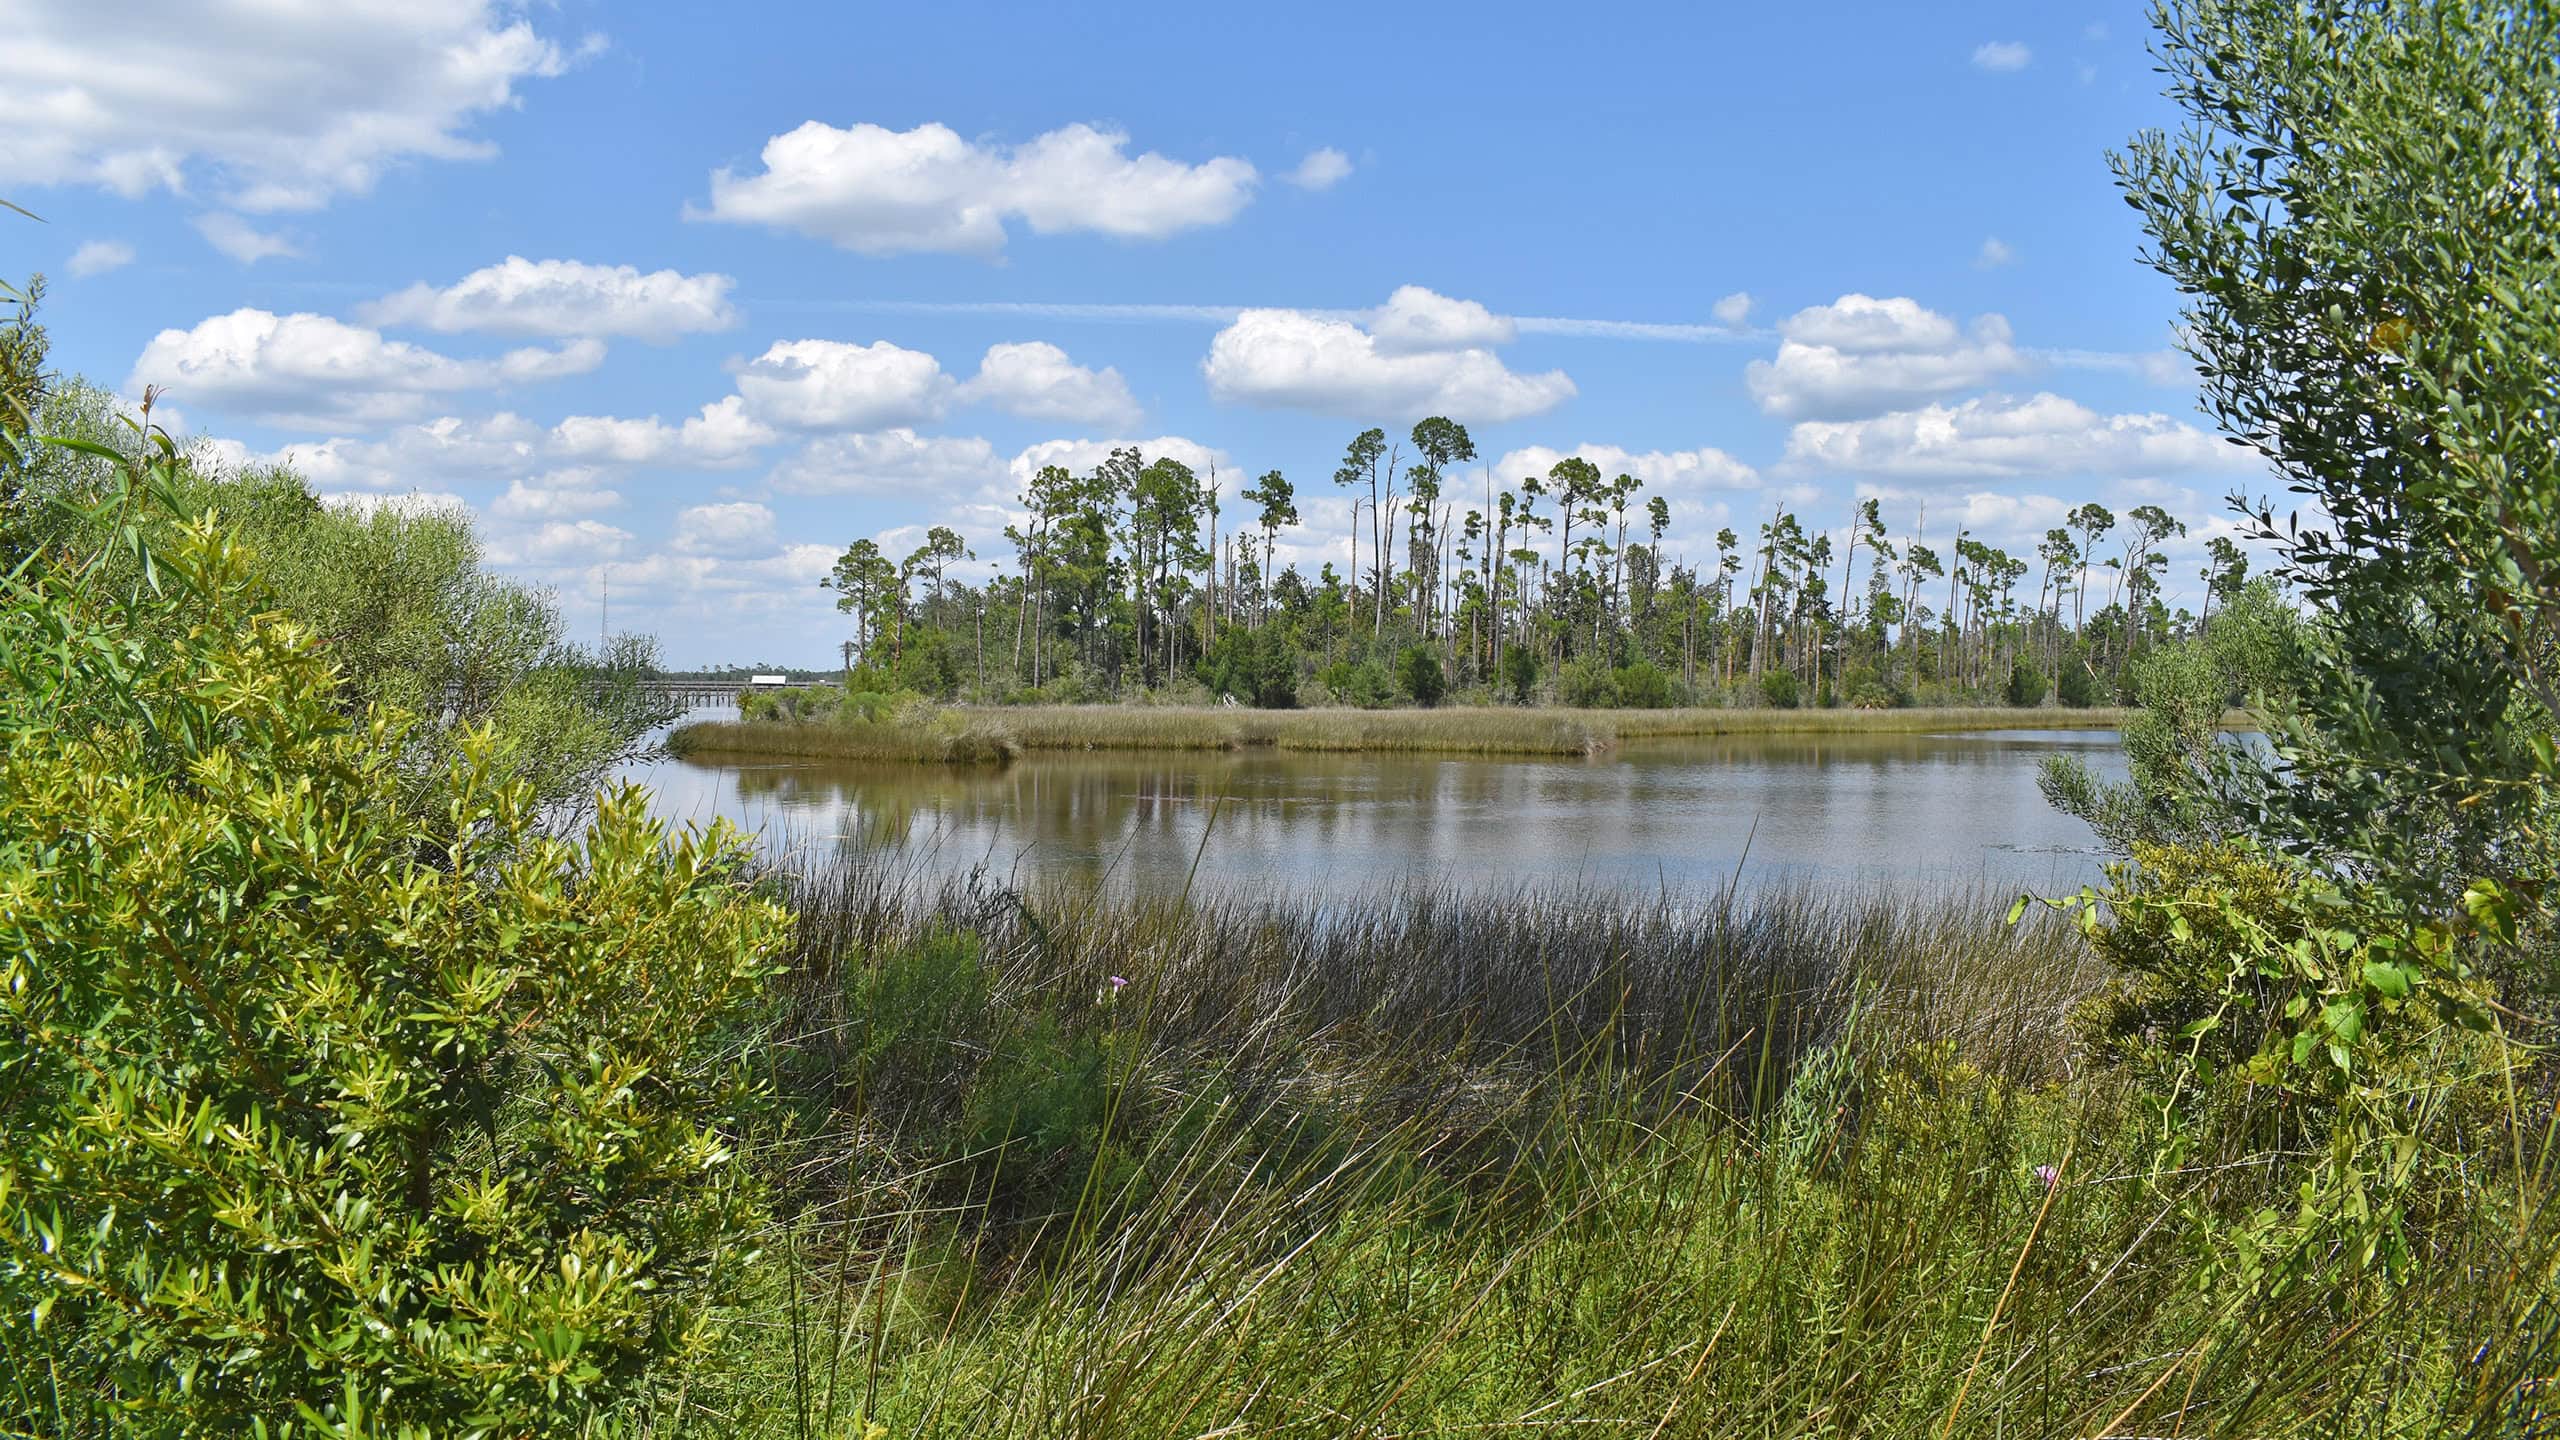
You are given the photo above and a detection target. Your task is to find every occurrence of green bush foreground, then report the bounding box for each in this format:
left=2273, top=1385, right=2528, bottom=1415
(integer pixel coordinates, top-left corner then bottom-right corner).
left=1, top=472, right=789, bottom=1434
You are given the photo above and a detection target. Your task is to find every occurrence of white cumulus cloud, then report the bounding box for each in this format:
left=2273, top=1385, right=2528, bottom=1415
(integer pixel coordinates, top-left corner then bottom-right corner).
left=1711, top=292, right=1754, bottom=328
left=489, top=518, right=634, bottom=566
left=693, top=120, right=1257, bottom=256
left=770, top=429, right=1008, bottom=496
left=130, top=311, right=599, bottom=429
left=196, top=413, right=544, bottom=491
left=495, top=338, right=606, bottom=383
left=1744, top=294, right=2023, bottom=420
left=490, top=470, right=622, bottom=519
left=1203, top=289, right=1575, bottom=422
left=1368, top=285, right=1515, bottom=355
left=550, top=396, right=776, bottom=467
left=734, top=338, right=955, bottom=430
left=363, top=256, right=738, bottom=340
left=1783, top=392, right=2252, bottom=479
left=672, top=502, right=781, bottom=559
left=961, top=341, right=1140, bottom=428
left=0, top=1, right=574, bottom=212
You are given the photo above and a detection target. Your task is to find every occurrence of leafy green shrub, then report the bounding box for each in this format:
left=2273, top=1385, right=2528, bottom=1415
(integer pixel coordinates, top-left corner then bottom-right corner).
left=962, top=1014, right=1116, bottom=1197
left=1557, top=655, right=1617, bottom=707
left=2056, top=661, right=2099, bottom=708
left=1757, top=669, right=1801, bottom=709
left=2066, top=843, right=2309, bottom=1074
left=848, top=687, right=930, bottom=723
left=815, top=930, right=1125, bottom=1209
left=1395, top=644, right=1447, bottom=707
left=1612, top=659, right=1674, bottom=708
left=891, top=628, right=962, bottom=697
left=1197, top=624, right=1300, bottom=707
left=840, top=930, right=995, bottom=1114
left=0, top=504, right=787, bottom=1435
left=2005, top=658, right=2047, bottom=707
left=1497, top=645, right=1538, bottom=704
left=2042, top=640, right=2236, bottom=856
left=1837, top=664, right=1903, bottom=710
left=2043, top=842, right=2504, bottom=1285
left=1318, top=658, right=1393, bottom=709
left=1008, top=669, right=1100, bottom=706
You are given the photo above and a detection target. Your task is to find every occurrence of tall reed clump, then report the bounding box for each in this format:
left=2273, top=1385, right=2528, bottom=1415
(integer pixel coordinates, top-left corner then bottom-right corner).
left=634, top=855, right=2554, bottom=1439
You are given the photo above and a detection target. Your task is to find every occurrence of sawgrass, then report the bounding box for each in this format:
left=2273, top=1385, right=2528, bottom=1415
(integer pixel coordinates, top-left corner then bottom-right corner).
left=633, top=860, right=2553, bottom=1438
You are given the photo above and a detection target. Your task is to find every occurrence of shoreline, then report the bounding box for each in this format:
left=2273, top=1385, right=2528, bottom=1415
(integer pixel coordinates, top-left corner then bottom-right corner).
left=666, top=703, right=2179, bottom=766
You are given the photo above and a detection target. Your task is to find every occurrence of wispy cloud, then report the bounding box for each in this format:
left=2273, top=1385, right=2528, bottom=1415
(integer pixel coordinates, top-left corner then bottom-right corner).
left=1512, top=315, right=1756, bottom=342
left=2031, top=346, right=2192, bottom=386
left=1972, top=41, right=2032, bottom=72
left=801, top=299, right=1254, bottom=325
left=1284, top=147, right=1354, bottom=190
left=764, top=297, right=1766, bottom=342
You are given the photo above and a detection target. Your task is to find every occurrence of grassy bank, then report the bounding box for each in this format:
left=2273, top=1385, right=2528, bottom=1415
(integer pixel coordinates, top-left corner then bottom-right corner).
left=670, top=702, right=2158, bottom=765
left=669, top=710, right=1023, bottom=764
left=633, top=861, right=2552, bottom=1438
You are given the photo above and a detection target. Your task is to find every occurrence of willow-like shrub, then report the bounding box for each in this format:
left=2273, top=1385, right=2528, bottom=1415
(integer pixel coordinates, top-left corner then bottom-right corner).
left=0, top=512, right=789, bottom=1436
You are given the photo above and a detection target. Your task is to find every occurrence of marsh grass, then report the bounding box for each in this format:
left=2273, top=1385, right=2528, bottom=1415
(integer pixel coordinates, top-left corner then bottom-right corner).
left=1602, top=704, right=2155, bottom=738
left=669, top=703, right=2165, bottom=766
left=670, top=714, right=1022, bottom=765
left=633, top=857, right=2555, bottom=1438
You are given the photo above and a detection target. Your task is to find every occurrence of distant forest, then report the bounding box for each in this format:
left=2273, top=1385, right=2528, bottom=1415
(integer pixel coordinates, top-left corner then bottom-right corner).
left=817, top=420, right=2280, bottom=709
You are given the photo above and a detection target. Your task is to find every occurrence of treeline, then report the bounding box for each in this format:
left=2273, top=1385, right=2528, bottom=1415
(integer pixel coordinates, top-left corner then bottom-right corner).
left=825, top=422, right=2276, bottom=710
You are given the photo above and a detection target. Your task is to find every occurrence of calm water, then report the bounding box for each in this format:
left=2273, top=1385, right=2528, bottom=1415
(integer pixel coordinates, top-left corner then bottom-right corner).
left=625, top=713, right=2128, bottom=898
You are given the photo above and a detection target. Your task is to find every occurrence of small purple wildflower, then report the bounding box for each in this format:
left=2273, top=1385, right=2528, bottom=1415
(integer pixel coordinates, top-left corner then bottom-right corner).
left=2034, top=1164, right=2061, bottom=1190
left=1109, top=975, right=1128, bottom=990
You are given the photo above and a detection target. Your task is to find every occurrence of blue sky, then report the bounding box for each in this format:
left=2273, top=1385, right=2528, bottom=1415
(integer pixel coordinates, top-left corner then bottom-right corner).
left=12, top=0, right=2263, bottom=667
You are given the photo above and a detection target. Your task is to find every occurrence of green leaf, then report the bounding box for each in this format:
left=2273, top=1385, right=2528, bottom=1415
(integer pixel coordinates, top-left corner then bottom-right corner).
left=38, top=435, right=130, bottom=462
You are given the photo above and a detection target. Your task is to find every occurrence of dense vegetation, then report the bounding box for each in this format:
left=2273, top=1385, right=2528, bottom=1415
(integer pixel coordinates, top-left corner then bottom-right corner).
left=811, top=403, right=2296, bottom=712
left=818, top=437, right=2291, bottom=710
left=671, top=697, right=2143, bottom=765
left=3, top=0, right=2557, bottom=1434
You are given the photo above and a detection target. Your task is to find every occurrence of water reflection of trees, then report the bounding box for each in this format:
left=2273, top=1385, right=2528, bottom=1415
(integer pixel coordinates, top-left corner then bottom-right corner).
left=679, top=734, right=2126, bottom=897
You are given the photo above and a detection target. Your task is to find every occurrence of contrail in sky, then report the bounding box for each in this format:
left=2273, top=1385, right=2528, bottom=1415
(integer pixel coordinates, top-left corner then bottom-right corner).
left=757, top=296, right=1769, bottom=343
left=758, top=298, right=2180, bottom=376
